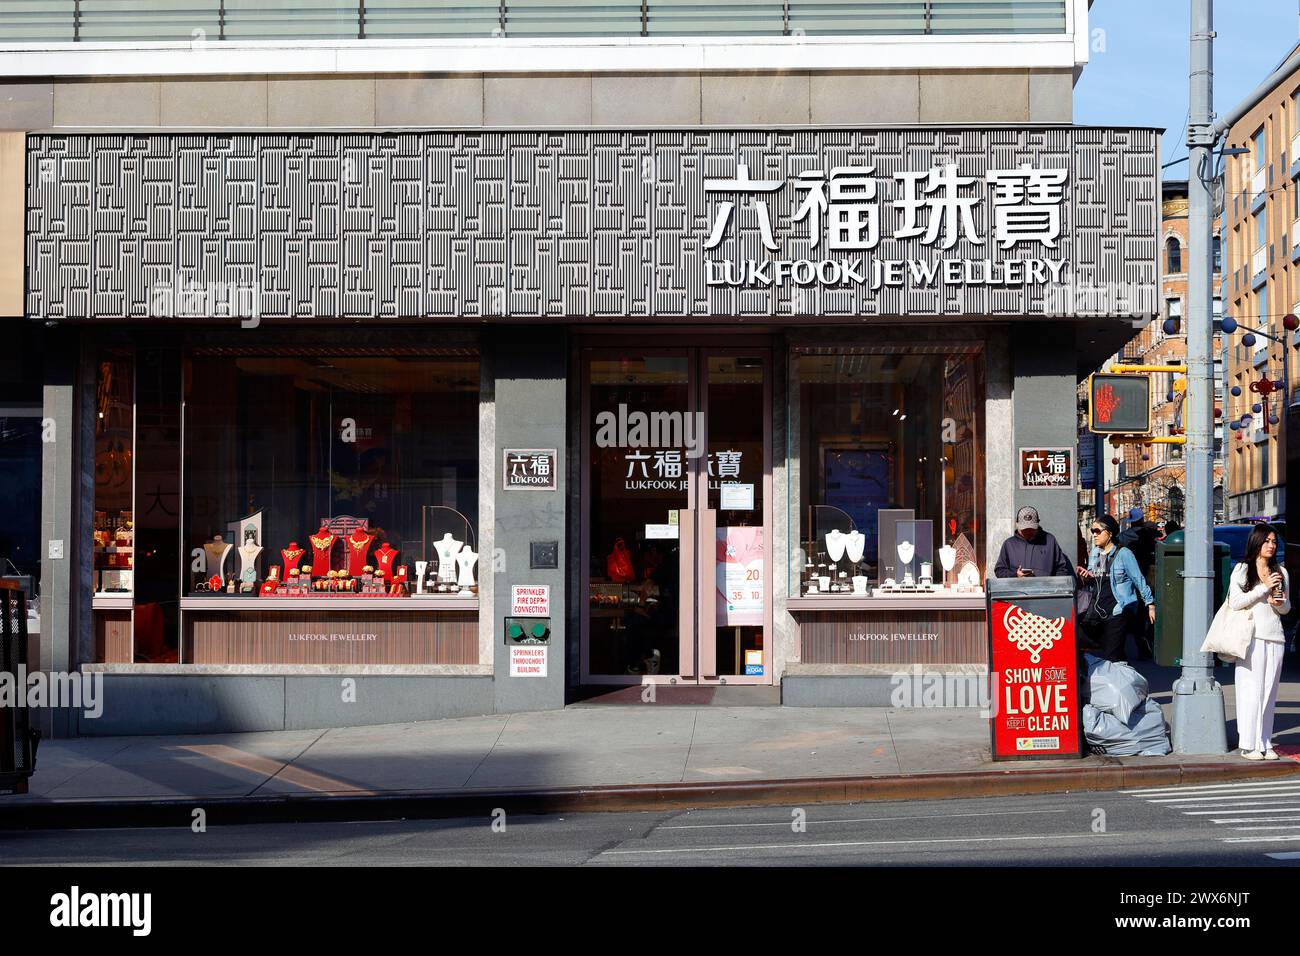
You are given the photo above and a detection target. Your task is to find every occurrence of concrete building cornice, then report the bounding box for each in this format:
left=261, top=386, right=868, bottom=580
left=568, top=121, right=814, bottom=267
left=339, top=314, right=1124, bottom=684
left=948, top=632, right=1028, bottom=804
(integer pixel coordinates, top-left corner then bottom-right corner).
left=0, top=33, right=1087, bottom=79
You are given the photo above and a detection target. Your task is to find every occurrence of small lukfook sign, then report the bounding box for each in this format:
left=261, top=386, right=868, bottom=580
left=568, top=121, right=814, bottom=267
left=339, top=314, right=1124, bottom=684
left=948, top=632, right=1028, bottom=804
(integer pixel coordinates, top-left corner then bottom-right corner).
left=503, top=449, right=557, bottom=491
left=1018, top=447, right=1074, bottom=489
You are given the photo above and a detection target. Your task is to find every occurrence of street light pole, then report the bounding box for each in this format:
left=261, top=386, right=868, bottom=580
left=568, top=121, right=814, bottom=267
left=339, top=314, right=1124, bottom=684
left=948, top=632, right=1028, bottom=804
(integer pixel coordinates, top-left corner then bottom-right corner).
left=1176, top=0, right=1228, bottom=753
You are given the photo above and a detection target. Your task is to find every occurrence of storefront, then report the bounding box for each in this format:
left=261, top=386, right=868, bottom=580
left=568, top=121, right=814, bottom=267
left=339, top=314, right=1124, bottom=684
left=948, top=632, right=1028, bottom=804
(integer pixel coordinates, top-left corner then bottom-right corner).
left=17, top=127, right=1158, bottom=733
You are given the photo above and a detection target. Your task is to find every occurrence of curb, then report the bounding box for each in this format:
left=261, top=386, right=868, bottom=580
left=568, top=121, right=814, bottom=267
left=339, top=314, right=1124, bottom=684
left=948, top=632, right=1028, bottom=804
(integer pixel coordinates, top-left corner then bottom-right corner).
left=2, top=760, right=1297, bottom=830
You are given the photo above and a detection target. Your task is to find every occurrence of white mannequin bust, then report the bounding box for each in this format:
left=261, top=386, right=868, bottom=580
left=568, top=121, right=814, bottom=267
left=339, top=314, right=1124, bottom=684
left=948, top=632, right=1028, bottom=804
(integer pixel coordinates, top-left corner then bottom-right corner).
left=844, top=531, right=865, bottom=565
left=455, top=546, right=478, bottom=591
left=237, top=543, right=263, bottom=583
left=434, top=533, right=463, bottom=583
left=939, top=545, right=957, bottom=572
left=825, top=530, right=847, bottom=563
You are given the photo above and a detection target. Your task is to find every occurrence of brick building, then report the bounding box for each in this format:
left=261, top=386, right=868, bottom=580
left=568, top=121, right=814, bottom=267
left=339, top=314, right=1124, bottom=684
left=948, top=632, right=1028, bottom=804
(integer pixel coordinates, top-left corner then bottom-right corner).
left=1222, top=42, right=1300, bottom=526
left=1099, top=179, right=1225, bottom=527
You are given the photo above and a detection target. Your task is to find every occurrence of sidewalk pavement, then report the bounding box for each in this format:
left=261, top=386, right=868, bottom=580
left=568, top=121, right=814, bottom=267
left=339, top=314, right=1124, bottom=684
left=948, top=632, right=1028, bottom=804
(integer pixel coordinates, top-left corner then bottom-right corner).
left=3, top=663, right=1298, bottom=828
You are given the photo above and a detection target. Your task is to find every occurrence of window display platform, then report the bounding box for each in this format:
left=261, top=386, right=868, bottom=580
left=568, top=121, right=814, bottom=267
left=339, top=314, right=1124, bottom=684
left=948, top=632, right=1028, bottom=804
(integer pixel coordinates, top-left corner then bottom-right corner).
left=787, top=594, right=985, bottom=612
left=181, top=607, right=479, bottom=665
left=791, top=604, right=987, bottom=665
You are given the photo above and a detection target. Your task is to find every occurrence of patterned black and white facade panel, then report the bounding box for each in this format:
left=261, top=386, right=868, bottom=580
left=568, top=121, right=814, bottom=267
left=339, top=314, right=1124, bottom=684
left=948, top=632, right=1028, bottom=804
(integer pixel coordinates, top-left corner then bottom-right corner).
left=25, top=129, right=1158, bottom=321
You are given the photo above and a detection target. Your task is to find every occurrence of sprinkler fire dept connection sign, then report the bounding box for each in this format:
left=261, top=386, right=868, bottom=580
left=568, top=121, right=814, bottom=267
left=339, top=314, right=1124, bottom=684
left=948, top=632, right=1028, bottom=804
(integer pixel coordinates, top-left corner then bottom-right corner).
left=989, top=597, right=1082, bottom=759
left=511, top=585, right=550, bottom=617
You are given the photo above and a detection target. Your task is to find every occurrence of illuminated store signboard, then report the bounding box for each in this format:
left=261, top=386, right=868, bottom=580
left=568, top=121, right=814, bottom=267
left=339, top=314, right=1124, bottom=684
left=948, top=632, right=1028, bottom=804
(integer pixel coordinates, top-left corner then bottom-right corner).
left=703, top=162, right=1071, bottom=290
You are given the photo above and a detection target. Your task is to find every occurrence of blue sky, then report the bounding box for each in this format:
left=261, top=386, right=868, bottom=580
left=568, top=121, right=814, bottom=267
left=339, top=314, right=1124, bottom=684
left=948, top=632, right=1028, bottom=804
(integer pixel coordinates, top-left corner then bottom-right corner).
left=1075, top=0, right=1300, bottom=168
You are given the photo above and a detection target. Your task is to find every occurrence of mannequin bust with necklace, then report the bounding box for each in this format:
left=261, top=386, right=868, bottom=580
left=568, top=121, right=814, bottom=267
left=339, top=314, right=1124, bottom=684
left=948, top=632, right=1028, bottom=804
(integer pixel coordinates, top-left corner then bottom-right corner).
left=309, top=525, right=336, bottom=576
left=346, top=527, right=376, bottom=577
left=373, top=542, right=400, bottom=578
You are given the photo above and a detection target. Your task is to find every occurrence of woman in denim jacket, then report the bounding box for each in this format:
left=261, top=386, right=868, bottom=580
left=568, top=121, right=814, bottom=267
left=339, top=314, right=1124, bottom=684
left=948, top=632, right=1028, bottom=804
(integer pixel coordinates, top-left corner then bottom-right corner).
left=1075, top=513, right=1156, bottom=662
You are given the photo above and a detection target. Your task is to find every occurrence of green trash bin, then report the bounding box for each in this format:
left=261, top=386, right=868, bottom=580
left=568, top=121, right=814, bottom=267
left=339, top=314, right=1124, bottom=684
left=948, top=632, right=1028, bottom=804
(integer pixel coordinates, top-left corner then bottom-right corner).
left=1153, top=531, right=1231, bottom=667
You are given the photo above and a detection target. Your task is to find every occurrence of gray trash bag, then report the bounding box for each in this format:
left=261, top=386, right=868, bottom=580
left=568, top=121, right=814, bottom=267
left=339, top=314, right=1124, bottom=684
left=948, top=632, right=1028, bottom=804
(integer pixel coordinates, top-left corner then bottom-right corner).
left=1086, top=654, right=1149, bottom=723
left=1130, top=699, right=1173, bottom=756
left=1082, top=703, right=1129, bottom=751
left=1083, top=699, right=1171, bottom=756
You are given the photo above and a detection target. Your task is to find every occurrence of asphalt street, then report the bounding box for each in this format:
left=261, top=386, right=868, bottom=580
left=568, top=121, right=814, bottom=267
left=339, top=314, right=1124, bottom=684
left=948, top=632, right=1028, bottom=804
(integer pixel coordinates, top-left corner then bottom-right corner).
left=4, top=779, right=1300, bottom=866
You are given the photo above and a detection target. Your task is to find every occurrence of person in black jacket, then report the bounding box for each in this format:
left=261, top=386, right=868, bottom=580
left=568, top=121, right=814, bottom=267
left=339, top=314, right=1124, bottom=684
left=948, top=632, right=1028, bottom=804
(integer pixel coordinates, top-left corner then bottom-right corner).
left=993, top=506, right=1076, bottom=579
left=1118, top=508, right=1160, bottom=580
left=1117, top=508, right=1159, bottom=659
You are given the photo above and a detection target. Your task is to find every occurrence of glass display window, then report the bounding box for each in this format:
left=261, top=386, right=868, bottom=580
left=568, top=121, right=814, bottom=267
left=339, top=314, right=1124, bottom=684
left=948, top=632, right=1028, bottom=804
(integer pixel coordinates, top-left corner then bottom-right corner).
left=790, top=344, right=985, bottom=599
left=182, top=349, right=480, bottom=600
left=93, top=350, right=135, bottom=598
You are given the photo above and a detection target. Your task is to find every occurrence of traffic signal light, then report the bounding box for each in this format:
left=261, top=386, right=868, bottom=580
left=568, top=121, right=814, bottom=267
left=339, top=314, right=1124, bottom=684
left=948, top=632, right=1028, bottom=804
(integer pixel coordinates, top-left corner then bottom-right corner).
left=1088, top=373, right=1152, bottom=434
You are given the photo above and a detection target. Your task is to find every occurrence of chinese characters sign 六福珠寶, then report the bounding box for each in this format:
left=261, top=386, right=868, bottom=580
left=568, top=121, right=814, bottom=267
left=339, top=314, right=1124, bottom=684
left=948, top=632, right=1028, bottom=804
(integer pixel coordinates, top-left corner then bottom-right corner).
left=702, top=161, right=1071, bottom=290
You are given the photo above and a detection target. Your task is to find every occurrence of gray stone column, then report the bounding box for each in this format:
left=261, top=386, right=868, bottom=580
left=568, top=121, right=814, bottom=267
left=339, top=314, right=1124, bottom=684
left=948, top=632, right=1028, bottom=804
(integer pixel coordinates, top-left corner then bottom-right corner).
left=491, top=326, right=568, bottom=713
left=1010, top=323, right=1081, bottom=563
left=984, top=325, right=1014, bottom=573
left=38, top=326, right=85, bottom=738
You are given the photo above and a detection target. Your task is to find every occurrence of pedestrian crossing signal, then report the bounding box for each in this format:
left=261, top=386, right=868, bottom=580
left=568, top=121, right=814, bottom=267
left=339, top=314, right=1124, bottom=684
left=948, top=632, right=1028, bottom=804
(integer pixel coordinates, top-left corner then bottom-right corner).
left=1088, top=373, right=1151, bottom=435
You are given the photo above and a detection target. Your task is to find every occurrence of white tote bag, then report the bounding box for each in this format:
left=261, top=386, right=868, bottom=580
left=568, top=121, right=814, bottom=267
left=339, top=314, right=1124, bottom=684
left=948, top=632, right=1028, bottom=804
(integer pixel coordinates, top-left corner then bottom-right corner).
left=1199, top=597, right=1254, bottom=664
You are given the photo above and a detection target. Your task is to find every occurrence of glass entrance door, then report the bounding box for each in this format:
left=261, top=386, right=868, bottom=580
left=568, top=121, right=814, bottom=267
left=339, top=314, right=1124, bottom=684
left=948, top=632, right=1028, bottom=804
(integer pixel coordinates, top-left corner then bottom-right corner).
left=580, top=346, right=770, bottom=685
left=702, top=353, right=769, bottom=683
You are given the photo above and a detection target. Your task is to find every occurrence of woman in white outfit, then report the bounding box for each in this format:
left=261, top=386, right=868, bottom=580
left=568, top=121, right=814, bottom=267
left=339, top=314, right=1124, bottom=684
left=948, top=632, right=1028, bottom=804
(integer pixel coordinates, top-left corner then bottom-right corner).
left=1228, top=523, right=1290, bottom=760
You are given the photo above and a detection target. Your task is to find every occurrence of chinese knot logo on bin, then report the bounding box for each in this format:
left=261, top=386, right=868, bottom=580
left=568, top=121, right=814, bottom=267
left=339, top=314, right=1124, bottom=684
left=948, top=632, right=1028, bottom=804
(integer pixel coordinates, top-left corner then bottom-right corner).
left=702, top=161, right=1071, bottom=289
left=1002, top=603, right=1066, bottom=663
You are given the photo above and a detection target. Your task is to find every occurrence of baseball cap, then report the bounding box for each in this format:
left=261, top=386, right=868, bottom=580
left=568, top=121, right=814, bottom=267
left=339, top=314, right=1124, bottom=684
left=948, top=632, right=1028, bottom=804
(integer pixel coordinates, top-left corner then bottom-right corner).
left=1015, top=506, right=1040, bottom=531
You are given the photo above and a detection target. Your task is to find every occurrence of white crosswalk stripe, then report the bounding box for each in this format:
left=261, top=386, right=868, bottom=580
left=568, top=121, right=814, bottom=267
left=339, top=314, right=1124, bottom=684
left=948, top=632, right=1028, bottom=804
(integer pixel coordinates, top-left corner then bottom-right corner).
left=1123, top=778, right=1300, bottom=796
left=1126, top=779, right=1300, bottom=854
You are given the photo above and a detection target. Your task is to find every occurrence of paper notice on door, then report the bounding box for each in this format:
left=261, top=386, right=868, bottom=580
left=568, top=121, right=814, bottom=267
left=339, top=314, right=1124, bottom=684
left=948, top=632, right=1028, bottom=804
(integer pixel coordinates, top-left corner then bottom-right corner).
left=645, top=524, right=678, bottom=540
left=719, top=483, right=754, bottom=511
left=716, top=526, right=764, bottom=627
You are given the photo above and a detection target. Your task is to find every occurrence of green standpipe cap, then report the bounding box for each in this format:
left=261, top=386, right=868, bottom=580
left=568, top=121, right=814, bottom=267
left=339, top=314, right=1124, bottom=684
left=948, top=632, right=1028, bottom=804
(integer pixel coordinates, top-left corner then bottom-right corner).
left=531, top=623, right=548, bottom=639
left=507, top=623, right=524, bottom=641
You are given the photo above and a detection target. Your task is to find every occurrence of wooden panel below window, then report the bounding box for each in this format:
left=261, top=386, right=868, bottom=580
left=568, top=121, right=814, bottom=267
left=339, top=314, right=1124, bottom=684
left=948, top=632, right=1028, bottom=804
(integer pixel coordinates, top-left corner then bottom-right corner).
left=797, top=609, right=987, bottom=664
left=183, top=611, right=478, bottom=665
left=94, top=610, right=133, bottom=664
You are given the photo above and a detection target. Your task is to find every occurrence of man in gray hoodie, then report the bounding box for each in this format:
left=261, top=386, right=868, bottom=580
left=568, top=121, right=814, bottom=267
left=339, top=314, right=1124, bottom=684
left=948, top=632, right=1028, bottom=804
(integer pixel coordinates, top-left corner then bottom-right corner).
left=993, top=506, right=1076, bottom=580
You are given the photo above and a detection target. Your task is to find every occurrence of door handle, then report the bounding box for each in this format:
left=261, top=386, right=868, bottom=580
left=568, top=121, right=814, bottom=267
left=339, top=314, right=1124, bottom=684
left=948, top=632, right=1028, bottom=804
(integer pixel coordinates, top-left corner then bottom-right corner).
left=698, top=508, right=717, bottom=678
left=678, top=508, right=695, bottom=678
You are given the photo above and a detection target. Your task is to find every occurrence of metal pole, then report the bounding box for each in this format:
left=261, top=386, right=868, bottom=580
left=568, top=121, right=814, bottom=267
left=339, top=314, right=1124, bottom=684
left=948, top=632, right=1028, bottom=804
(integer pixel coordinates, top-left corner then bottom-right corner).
left=1176, top=0, right=1228, bottom=753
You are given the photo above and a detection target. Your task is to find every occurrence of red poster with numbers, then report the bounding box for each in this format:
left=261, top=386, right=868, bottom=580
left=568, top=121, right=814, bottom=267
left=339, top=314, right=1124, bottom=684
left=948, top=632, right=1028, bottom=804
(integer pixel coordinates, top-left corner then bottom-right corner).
left=717, top=526, right=763, bottom=627
left=988, top=597, right=1083, bottom=760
